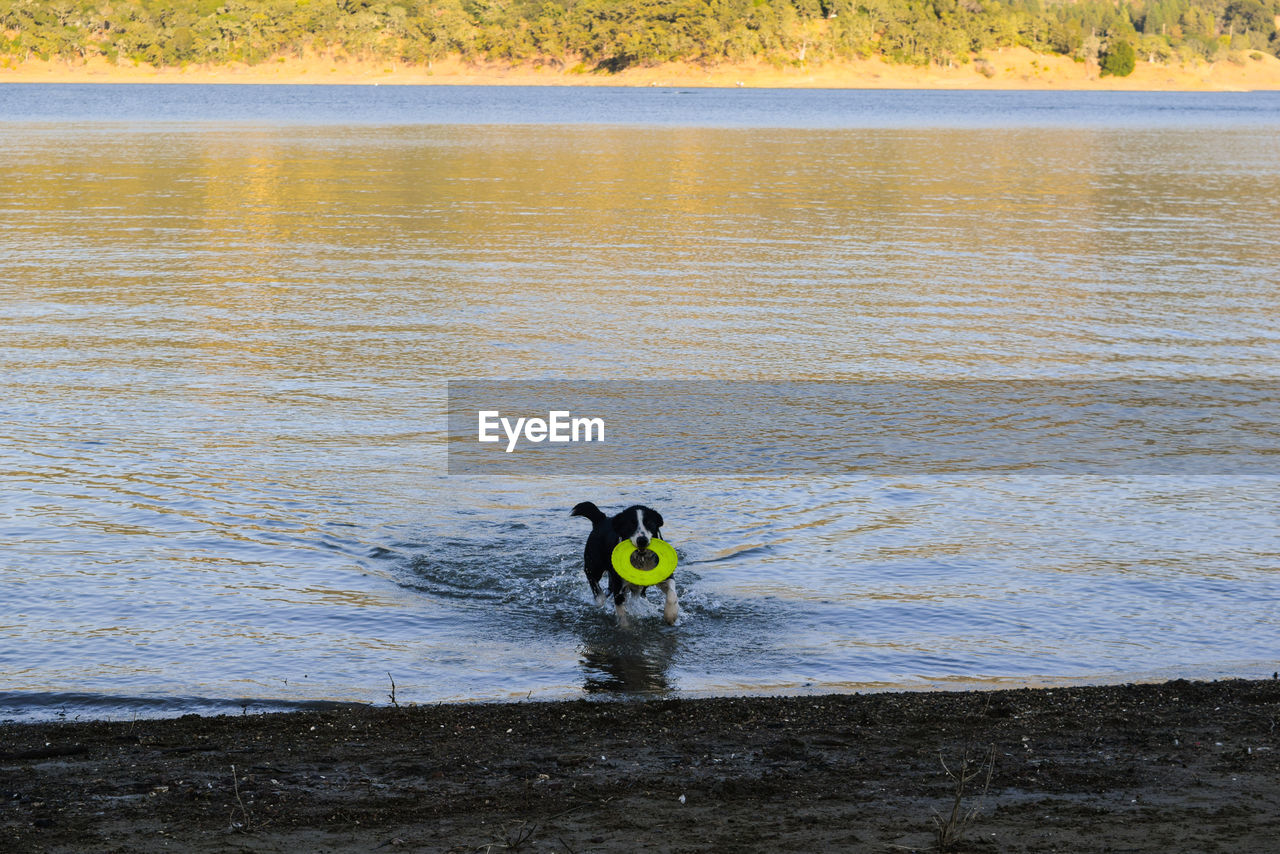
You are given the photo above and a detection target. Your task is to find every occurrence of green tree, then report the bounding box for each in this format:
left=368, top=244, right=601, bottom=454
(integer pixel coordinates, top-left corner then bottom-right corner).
left=1100, top=36, right=1136, bottom=73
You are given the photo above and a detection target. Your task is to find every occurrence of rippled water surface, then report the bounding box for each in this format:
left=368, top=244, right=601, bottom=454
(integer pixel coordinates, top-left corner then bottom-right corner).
left=2, top=86, right=1278, bottom=721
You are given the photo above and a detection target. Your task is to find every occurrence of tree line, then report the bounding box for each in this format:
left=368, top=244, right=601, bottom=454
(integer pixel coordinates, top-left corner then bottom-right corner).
left=2, top=0, right=1277, bottom=72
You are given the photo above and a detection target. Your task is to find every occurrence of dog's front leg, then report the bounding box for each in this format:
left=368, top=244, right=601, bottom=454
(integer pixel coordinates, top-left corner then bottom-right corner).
left=658, top=578, right=678, bottom=625
left=613, top=590, right=630, bottom=628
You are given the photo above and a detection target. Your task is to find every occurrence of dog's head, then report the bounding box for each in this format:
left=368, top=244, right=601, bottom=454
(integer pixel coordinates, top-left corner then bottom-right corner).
left=612, top=505, right=664, bottom=551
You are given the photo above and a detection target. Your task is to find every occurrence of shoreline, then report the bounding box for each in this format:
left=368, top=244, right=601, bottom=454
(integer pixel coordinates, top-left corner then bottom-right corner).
left=4, top=48, right=1280, bottom=90
left=4, top=677, right=1278, bottom=852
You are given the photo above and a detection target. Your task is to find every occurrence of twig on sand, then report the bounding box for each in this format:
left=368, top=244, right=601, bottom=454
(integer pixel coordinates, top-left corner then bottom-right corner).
left=388, top=671, right=399, bottom=708
left=228, top=763, right=253, bottom=832
left=932, top=743, right=996, bottom=851
left=478, top=819, right=538, bottom=852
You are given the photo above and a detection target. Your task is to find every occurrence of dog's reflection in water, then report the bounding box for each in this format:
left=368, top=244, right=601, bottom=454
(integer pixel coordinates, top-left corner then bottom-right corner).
left=579, top=628, right=679, bottom=695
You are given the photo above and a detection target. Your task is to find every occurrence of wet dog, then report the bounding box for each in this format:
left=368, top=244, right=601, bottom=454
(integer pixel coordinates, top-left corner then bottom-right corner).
left=570, top=502, right=677, bottom=626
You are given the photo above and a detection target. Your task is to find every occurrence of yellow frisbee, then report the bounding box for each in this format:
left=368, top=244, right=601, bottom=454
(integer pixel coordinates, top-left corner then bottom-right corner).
left=611, top=539, right=678, bottom=586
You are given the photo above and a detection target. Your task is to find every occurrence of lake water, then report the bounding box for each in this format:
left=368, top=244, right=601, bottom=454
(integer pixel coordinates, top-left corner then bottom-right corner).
left=1, top=85, right=1278, bottom=721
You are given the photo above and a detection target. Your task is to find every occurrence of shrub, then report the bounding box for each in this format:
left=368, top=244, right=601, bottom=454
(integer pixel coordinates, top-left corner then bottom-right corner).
left=1100, top=39, right=1135, bottom=76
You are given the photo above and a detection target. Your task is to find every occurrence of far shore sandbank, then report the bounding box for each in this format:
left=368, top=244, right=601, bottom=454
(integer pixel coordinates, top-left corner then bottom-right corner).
left=4, top=48, right=1280, bottom=90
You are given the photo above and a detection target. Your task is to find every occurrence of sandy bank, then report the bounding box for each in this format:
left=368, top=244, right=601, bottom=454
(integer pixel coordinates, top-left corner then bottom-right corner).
left=4, top=48, right=1280, bottom=90
left=2, top=677, right=1278, bottom=852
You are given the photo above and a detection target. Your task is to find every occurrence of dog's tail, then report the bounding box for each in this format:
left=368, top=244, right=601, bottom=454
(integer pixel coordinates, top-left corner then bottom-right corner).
left=570, top=501, right=607, bottom=524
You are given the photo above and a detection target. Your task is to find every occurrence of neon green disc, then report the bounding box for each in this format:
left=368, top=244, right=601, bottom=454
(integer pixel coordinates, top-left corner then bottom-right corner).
left=611, top=538, right=677, bottom=586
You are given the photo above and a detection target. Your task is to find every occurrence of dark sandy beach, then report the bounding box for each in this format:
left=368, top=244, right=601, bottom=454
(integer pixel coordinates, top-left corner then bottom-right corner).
left=2, top=678, right=1278, bottom=853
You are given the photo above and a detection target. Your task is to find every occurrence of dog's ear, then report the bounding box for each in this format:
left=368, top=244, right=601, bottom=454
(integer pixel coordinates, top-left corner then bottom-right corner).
left=648, top=509, right=664, bottom=531
left=610, top=512, right=635, bottom=539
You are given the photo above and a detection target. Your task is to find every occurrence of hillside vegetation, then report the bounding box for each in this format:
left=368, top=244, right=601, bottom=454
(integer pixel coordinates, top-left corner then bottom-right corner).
left=2, top=0, right=1278, bottom=73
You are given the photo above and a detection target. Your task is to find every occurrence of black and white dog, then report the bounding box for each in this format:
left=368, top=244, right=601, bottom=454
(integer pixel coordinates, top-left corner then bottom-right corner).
left=571, top=502, right=678, bottom=626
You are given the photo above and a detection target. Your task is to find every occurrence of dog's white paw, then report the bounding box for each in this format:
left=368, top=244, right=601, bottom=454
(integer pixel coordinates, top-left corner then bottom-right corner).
left=661, top=579, right=679, bottom=626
